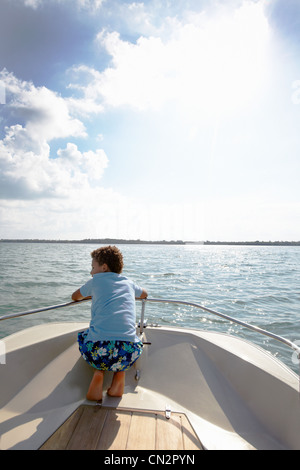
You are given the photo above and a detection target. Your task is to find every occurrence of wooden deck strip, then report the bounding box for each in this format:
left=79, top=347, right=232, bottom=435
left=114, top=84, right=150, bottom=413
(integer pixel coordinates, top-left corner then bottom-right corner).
left=156, top=412, right=183, bottom=450
left=40, top=405, right=203, bottom=450
left=96, top=409, right=132, bottom=450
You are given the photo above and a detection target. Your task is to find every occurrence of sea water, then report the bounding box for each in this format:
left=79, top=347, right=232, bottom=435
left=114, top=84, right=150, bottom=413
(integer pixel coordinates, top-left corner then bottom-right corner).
left=0, top=242, right=300, bottom=372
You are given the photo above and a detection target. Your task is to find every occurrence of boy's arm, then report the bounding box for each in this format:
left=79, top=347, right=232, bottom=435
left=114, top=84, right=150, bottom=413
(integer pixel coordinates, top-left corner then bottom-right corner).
left=72, top=289, right=91, bottom=301
left=137, top=288, right=148, bottom=299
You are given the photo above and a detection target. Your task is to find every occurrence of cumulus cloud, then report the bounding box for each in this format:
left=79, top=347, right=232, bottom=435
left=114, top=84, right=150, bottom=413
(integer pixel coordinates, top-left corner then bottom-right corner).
left=56, top=143, right=108, bottom=182
left=69, top=2, right=270, bottom=116
left=3, top=71, right=86, bottom=141
left=20, top=0, right=105, bottom=10
left=0, top=69, right=122, bottom=239
left=0, top=71, right=108, bottom=200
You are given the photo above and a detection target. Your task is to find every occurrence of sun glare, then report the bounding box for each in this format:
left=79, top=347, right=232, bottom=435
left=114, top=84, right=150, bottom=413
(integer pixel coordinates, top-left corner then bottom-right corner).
left=176, top=3, right=271, bottom=118
left=92, top=3, right=270, bottom=118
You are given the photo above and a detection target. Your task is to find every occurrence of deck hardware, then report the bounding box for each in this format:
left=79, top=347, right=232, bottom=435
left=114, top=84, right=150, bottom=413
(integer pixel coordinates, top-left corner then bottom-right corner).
left=165, top=405, right=171, bottom=419
left=139, top=300, right=146, bottom=334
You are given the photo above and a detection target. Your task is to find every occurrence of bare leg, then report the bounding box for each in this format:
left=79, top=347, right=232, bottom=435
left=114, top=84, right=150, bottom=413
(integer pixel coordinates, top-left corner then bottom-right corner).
left=86, top=370, right=104, bottom=401
left=107, top=371, right=125, bottom=397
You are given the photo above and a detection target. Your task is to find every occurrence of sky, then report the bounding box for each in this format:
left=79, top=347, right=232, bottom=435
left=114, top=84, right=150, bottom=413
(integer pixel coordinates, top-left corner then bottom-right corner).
left=0, top=0, right=300, bottom=242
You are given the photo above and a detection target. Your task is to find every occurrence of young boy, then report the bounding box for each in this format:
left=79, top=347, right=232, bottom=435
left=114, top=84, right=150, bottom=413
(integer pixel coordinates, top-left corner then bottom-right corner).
left=72, top=245, right=148, bottom=402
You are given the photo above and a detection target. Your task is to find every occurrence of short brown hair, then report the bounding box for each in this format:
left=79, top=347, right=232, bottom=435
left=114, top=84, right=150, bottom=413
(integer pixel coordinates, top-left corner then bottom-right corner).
left=91, top=245, right=124, bottom=274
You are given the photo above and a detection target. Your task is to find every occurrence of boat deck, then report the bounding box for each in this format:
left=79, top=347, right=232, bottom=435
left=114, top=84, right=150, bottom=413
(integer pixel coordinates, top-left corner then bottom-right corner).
left=39, top=405, right=203, bottom=450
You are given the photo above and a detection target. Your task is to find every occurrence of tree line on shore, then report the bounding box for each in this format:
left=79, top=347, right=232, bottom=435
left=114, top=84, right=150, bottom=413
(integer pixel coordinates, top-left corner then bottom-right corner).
left=1, top=238, right=300, bottom=246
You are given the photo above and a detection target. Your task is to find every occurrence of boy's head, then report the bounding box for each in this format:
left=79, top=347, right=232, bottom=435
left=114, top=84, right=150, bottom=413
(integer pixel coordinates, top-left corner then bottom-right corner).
left=91, top=245, right=124, bottom=274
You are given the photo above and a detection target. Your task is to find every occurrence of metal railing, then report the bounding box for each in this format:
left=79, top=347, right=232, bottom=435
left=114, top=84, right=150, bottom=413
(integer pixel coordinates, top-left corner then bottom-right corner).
left=1, top=297, right=300, bottom=358
left=0, top=298, right=91, bottom=322
left=137, top=298, right=300, bottom=358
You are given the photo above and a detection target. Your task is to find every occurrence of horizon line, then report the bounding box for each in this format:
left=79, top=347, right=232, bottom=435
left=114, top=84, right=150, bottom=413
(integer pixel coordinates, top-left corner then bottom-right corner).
left=1, top=238, right=300, bottom=246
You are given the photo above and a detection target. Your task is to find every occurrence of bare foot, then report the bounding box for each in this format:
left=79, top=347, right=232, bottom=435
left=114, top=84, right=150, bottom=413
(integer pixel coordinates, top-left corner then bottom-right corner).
left=86, top=370, right=104, bottom=401
left=107, top=371, right=125, bottom=397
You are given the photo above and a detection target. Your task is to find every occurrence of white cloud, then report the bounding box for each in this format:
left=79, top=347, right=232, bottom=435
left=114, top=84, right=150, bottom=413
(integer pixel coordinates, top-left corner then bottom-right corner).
left=76, top=0, right=105, bottom=11
left=3, top=71, right=86, bottom=141
left=0, top=186, right=127, bottom=239
left=57, top=143, right=108, bottom=182
left=73, top=2, right=271, bottom=117
left=0, top=71, right=108, bottom=200
left=23, top=0, right=42, bottom=8
left=0, top=70, right=131, bottom=239
left=19, top=0, right=105, bottom=10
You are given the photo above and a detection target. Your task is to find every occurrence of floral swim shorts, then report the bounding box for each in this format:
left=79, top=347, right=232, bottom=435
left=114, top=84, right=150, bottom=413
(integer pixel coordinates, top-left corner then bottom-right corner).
left=77, top=331, right=143, bottom=372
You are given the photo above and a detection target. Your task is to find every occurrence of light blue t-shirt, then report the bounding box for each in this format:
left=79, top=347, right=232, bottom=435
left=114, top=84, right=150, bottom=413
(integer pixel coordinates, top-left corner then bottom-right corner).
left=80, top=272, right=143, bottom=343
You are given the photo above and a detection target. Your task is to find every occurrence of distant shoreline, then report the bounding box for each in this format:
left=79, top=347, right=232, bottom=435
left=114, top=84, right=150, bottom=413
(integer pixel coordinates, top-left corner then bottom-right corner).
left=1, top=238, right=300, bottom=246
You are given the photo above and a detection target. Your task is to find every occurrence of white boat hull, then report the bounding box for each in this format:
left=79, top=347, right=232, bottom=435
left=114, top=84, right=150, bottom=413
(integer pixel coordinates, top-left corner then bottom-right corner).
left=1, top=322, right=299, bottom=450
